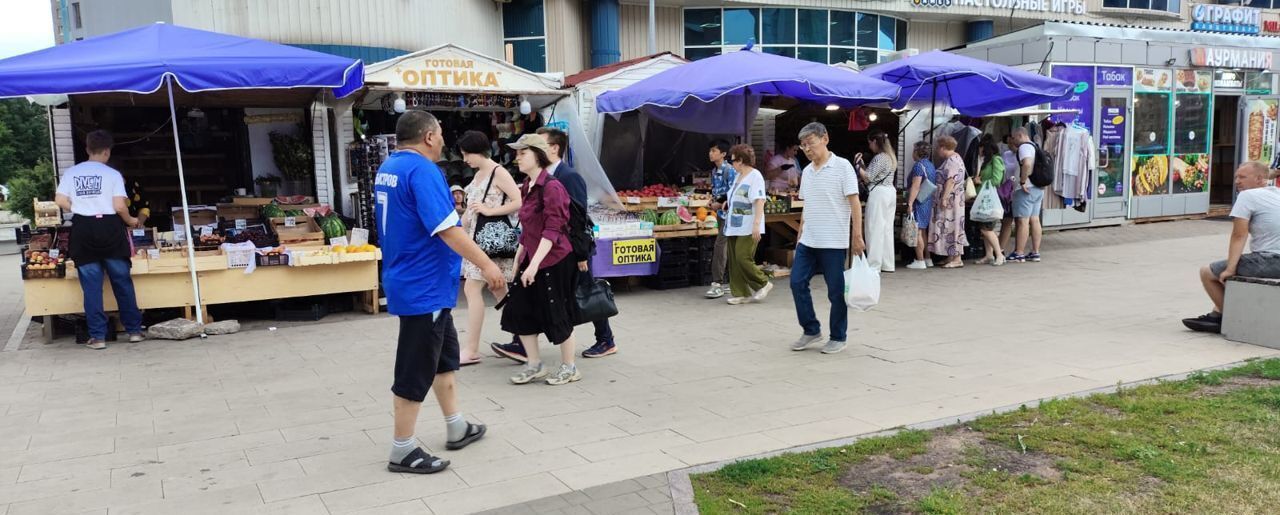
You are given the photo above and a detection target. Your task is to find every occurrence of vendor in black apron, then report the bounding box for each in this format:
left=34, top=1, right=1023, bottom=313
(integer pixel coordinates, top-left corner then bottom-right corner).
left=54, top=130, right=145, bottom=350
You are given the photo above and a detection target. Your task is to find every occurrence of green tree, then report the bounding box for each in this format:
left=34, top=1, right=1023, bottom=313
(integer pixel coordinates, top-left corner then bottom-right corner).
left=0, top=99, right=51, bottom=185
left=4, top=161, right=56, bottom=222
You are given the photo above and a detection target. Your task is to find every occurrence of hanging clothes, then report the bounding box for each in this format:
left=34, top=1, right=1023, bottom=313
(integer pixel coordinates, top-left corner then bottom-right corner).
left=1052, top=125, right=1096, bottom=204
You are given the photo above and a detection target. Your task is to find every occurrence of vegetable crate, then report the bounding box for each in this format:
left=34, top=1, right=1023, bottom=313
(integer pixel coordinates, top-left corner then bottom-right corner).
left=269, top=217, right=326, bottom=246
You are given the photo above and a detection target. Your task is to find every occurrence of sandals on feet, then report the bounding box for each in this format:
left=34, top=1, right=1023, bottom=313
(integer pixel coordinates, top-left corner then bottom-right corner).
left=445, top=422, right=487, bottom=450
left=459, top=355, right=482, bottom=367
left=387, top=447, right=450, bottom=474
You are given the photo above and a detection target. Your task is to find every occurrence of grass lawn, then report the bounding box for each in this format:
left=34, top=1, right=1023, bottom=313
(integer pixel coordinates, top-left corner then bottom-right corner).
left=691, top=358, right=1280, bottom=514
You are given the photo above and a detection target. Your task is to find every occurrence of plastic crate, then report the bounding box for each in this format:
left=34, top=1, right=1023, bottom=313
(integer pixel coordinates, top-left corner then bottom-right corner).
left=21, top=263, right=66, bottom=279
left=643, top=274, right=689, bottom=290
left=14, top=225, right=32, bottom=245
left=657, top=237, right=692, bottom=253
left=256, top=253, right=290, bottom=266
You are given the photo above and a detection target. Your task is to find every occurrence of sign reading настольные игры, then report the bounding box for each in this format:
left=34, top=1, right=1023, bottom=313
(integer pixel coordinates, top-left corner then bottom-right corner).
left=612, top=239, right=656, bottom=266
left=1191, top=4, right=1261, bottom=35
left=1189, top=48, right=1273, bottom=70
left=911, top=0, right=1085, bottom=15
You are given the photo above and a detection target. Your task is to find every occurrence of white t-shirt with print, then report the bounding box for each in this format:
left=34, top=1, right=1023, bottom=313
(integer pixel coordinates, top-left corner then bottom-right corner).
left=55, top=161, right=127, bottom=217
left=1232, top=186, right=1280, bottom=254
left=798, top=155, right=859, bottom=249
left=725, top=168, right=766, bottom=237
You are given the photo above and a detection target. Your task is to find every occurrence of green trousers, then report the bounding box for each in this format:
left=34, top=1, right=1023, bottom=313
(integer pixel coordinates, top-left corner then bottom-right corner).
left=727, top=235, right=769, bottom=298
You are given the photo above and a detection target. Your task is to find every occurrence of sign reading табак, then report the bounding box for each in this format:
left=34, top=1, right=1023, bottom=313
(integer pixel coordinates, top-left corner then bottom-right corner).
left=612, top=239, right=657, bottom=266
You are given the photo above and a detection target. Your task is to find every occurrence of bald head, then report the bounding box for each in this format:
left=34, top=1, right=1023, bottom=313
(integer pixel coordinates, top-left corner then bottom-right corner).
left=1235, top=162, right=1271, bottom=192
left=1011, top=127, right=1029, bottom=144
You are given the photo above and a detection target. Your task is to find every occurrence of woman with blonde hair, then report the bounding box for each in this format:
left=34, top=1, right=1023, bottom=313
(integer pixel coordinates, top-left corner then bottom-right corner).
left=929, top=135, right=968, bottom=268
left=857, top=131, right=898, bottom=273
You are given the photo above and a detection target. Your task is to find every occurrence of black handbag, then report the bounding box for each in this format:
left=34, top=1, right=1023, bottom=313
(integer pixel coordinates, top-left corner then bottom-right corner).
left=472, top=167, right=519, bottom=258
left=574, top=276, right=618, bottom=325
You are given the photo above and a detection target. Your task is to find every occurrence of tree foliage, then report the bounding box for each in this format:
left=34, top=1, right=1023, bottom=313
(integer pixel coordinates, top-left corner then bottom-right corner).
left=0, top=99, right=51, bottom=185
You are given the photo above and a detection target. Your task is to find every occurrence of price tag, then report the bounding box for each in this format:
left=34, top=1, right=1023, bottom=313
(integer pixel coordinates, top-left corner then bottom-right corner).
left=235, top=219, right=247, bottom=230
left=132, top=228, right=145, bottom=237
left=147, top=249, right=160, bottom=259
left=284, top=216, right=297, bottom=227
left=49, top=249, right=60, bottom=259
left=626, top=197, right=640, bottom=204
left=200, top=226, right=213, bottom=236
left=330, top=236, right=349, bottom=247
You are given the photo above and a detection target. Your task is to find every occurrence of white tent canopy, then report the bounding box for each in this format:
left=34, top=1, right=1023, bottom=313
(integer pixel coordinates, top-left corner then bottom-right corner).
left=361, top=44, right=567, bottom=110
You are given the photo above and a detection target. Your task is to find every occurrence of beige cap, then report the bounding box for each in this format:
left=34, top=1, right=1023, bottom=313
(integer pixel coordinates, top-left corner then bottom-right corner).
left=507, top=133, right=552, bottom=155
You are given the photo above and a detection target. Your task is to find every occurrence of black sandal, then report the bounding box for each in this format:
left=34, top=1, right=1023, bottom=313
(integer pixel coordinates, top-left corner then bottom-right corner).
left=387, top=447, right=450, bottom=474
left=445, top=422, right=487, bottom=450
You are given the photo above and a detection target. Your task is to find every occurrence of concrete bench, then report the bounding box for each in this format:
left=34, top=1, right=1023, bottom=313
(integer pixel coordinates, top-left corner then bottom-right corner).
left=1222, top=276, right=1280, bottom=349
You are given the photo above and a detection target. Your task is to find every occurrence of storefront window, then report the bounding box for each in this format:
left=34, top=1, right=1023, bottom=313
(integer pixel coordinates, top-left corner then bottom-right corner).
left=1247, top=72, right=1276, bottom=95
left=762, top=9, right=795, bottom=45
left=1102, top=0, right=1179, bottom=13
left=684, top=9, right=722, bottom=47
left=503, top=0, right=546, bottom=73
left=723, top=8, right=759, bottom=45
left=1173, top=70, right=1212, bottom=194
left=684, top=8, right=906, bottom=64
left=1133, top=68, right=1173, bottom=196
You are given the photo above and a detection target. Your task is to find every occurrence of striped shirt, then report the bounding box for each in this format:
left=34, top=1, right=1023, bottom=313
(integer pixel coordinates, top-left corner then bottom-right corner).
left=798, top=154, right=859, bottom=249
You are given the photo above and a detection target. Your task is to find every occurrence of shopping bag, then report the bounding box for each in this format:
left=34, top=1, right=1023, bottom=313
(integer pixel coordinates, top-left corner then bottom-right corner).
left=900, top=214, right=918, bottom=246
left=573, top=277, right=618, bottom=325
left=843, top=255, right=880, bottom=312
left=964, top=177, right=977, bottom=200
left=970, top=183, right=1004, bottom=223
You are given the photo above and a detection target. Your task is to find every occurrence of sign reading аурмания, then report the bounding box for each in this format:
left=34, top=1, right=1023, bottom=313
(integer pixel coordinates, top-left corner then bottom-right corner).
left=912, top=0, right=1086, bottom=15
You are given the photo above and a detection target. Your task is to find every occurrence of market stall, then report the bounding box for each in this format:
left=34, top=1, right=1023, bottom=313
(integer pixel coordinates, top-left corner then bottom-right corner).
left=0, top=23, right=383, bottom=333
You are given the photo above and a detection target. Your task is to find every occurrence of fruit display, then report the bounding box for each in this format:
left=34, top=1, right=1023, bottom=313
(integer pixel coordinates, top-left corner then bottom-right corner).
left=695, top=207, right=709, bottom=221
left=332, top=244, right=378, bottom=254
left=224, top=226, right=276, bottom=247
left=676, top=206, right=694, bottom=223
left=764, top=196, right=790, bottom=215
left=261, top=203, right=286, bottom=219
left=319, top=214, right=348, bottom=241
left=616, top=185, right=680, bottom=198
left=197, top=233, right=226, bottom=248
left=21, top=250, right=66, bottom=279
left=657, top=211, right=681, bottom=226
left=639, top=210, right=659, bottom=225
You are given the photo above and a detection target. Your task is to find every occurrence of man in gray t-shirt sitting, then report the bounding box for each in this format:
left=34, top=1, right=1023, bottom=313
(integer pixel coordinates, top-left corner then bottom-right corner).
left=1184, top=162, right=1280, bottom=333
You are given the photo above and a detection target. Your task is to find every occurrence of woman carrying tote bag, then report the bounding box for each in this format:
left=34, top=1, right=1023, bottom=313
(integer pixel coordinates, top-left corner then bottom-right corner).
left=458, top=131, right=522, bottom=366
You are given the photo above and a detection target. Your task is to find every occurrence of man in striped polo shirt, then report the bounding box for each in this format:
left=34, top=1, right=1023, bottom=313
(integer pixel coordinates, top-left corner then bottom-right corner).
left=789, top=122, right=865, bottom=355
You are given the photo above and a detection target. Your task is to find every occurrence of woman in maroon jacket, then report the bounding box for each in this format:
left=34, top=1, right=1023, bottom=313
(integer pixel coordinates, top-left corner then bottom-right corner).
left=500, top=133, right=582, bottom=386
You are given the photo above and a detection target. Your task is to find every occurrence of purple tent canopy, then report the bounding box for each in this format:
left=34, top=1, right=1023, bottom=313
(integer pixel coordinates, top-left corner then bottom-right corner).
left=0, top=23, right=363, bottom=99
left=595, top=47, right=901, bottom=135
left=862, top=50, right=1072, bottom=117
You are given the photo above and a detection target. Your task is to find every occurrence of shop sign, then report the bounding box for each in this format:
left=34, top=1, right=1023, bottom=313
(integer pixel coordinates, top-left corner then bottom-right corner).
left=1049, top=66, right=1095, bottom=131
left=1191, top=4, right=1261, bottom=35
left=1214, top=70, right=1246, bottom=89
left=612, top=239, right=656, bottom=265
left=1100, top=105, right=1126, bottom=147
left=910, top=0, right=1086, bottom=15
left=1189, top=48, right=1273, bottom=69
left=1096, top=67, right=1132, bottom=88
left=394, top=59, right=502, bottom=89
left=1266, top=20, right=1280, bottom=33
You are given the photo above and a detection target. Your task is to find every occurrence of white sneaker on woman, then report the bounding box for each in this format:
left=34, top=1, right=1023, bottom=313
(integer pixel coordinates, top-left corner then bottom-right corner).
left=907, top=260, right=927, bottom=270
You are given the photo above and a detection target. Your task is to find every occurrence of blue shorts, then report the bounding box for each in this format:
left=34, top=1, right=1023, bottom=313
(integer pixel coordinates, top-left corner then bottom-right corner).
left=1013, top=186, right=1045, bottom=219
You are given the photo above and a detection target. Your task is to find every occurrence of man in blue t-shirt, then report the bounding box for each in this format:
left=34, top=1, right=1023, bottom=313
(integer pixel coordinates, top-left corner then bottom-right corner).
left=375, top=110, right=505, bottom=474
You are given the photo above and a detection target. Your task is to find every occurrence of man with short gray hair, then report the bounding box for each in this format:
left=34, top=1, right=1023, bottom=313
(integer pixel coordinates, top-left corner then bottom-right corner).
left=1184, top=162, right=1280, bottom=333
left=789, top=122, right=865, bottom=355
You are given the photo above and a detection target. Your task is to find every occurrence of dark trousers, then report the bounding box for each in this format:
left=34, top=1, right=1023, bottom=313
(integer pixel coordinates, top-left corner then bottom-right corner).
left=789, top=244, right=848, bottom=342
left=510, top=259, right=614, bottom=344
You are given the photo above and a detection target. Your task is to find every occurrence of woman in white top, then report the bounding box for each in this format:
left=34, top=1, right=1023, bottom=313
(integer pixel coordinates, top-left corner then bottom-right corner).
left=457, top=131, right=522, bottom=366
left=857, top=131, right=898, bottom=273
left=724, top=144, right=772, bottom=305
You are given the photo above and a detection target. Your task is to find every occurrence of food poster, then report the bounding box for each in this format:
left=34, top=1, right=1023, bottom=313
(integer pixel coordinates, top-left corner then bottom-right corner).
left=1134, top=68, right=1173, bottom=93
left=1175, top=70, right=1213, bottom=94
left=1050, top=65, right=1095, bottom=131
left=1243, top=99, right=1278, bottom=166
left=1133, top=155, right=1170, bottom=196
left=1098, top=103, right=1126, bottom=199
left=1173, top=87, right=1212, bottom=194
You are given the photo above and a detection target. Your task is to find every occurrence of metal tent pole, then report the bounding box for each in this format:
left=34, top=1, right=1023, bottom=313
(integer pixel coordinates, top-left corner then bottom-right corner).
left=166, top=76, right=205, bottom=326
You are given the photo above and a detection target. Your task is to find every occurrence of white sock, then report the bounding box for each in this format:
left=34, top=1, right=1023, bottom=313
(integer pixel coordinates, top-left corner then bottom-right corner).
left=445, top=413, right=467, bottom=442
left=390, top=436, right=416, bottom=462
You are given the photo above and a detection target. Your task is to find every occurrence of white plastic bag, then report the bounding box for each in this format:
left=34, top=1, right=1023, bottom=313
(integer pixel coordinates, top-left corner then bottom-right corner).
left=843, top=255, right=880, bottom=312
left=969, top=183, right=1005, bottom=223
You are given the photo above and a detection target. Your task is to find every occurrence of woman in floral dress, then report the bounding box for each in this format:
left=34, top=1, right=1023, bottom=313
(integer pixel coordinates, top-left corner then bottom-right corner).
left=929, top=135, right=967, bottom=268
left=458, top=131, right=521, bottom=365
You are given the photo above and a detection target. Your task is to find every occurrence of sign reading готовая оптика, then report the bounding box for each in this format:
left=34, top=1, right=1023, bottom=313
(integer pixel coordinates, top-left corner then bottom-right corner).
left=912, top=0, right=1086, bottom=15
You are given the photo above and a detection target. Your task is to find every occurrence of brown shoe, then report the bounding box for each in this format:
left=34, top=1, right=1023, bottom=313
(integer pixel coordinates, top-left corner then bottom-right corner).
left=86, top=339, right=107, bottom=350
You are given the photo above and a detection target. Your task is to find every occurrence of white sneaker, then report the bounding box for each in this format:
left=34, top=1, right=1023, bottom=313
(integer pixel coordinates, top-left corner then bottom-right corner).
left=791, top=333, right=824, bottom=351
left=752, top=281, right=774, bottom=301
left=821, top=340, right=848, bottom=354
left=704, top=283, right=725, bottom=299
left=727, top=296, right=750, bottom=305
left=925, top=260, right=934, bottom=268
left=907, top=260, right=927, bottom=270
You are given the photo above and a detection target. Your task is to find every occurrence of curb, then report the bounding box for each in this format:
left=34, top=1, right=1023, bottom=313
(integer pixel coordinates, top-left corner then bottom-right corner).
left=666, top=357, right=1263, bottom=514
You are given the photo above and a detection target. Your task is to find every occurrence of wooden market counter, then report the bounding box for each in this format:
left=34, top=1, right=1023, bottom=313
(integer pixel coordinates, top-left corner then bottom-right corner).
left=22, top=257, right=380, bottom=341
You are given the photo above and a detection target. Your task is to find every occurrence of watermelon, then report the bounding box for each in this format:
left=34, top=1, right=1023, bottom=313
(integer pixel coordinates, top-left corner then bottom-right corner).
left=284, top=210, right=305, bottom=217
left=639, top=209, right=659, bottom=225
left=658, top=211, right=680, bottom=226
left=261, top=204, right=285, bottom=219
left=676, top=206, right=694, bottom=223
left=319, top=214, right=347, bottom=240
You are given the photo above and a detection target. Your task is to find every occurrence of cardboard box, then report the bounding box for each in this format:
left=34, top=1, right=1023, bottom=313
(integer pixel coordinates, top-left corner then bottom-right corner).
left=216, top=203, right=261, bottom=221
left=269, top=216, right=326, bottom=245
left=172, top=207, right=217, bottom=226
left=763, top=248, right=795, bottom=267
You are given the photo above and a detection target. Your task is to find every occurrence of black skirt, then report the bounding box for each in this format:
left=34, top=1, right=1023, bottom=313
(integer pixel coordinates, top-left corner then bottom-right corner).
left=70, top=214, right=131, bottom=266
left=500, top=257, right=579, bottom=345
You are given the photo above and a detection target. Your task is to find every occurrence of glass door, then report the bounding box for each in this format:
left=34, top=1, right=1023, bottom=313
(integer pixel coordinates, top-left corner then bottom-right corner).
left=1094, top=93, right=1131, bottom=219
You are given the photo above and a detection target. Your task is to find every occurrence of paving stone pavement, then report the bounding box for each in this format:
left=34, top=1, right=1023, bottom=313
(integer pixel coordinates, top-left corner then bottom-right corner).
left=0, top=220, right=1275, bottom=514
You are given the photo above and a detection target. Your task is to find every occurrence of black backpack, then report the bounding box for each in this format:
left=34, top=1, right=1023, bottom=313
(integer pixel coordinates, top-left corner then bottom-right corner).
left=1021, top=142, right=1055, bottom=188
left=547, top=175, right=596, bottom=261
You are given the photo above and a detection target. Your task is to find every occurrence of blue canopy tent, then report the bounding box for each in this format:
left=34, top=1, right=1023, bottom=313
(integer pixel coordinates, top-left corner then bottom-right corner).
left=596, top=44, right=901, bottom=137
left=0, top=23, right=364, bottom=324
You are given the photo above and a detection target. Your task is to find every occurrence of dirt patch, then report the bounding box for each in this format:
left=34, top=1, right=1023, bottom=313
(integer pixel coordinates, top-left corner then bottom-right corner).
left=841, top=428, right=1061, bottom=511
left=1192, top=376, right=1280, bottom=398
